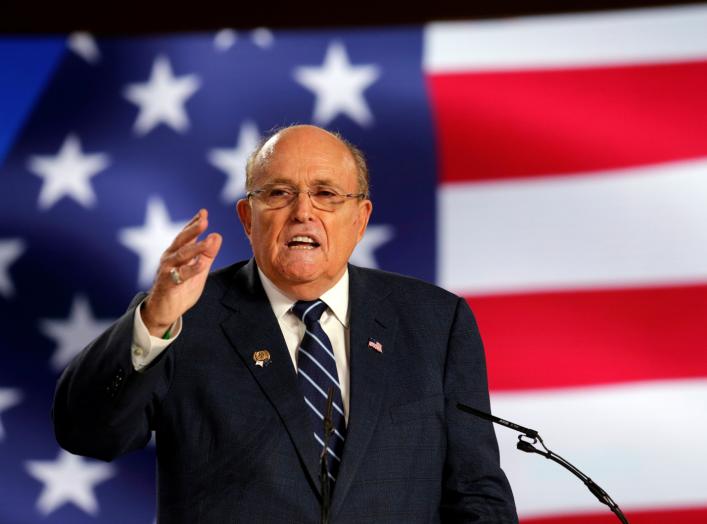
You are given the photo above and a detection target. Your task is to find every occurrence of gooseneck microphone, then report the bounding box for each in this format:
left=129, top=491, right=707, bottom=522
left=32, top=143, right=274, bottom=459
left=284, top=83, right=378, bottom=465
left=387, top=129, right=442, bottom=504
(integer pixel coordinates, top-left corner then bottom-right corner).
left=320, top=387, right=335, bottom=524
left=457, top=402, right=629, bottom=524
left=457, top=402, right=538, bottom=438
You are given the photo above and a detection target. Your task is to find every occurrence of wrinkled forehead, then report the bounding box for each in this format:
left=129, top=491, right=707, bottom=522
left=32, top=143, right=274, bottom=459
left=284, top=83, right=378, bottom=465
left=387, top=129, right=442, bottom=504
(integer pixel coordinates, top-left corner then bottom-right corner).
left=253, top=128, right=357, bottom=187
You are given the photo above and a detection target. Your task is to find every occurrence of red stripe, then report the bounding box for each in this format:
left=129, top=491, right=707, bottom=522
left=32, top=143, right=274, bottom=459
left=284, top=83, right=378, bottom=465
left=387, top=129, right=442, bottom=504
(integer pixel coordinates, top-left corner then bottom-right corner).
left=521, top=506, right=707, bottom=524
left=428, top=60, right=707, bottom=182
left=464, top=283, right=707, bottom=391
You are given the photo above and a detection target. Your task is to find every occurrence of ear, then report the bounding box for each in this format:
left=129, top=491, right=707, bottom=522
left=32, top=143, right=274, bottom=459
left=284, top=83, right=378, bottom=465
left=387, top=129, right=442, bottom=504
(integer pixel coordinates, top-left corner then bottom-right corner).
left=236, top=199, right=252, bottom=237
left=355, top=199, right=373, bottom=242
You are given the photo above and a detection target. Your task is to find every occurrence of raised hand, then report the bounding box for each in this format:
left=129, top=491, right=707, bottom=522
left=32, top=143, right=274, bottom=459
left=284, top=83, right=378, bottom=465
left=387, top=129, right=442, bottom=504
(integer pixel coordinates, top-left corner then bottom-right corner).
left=140, top=209, right=222, bottom=337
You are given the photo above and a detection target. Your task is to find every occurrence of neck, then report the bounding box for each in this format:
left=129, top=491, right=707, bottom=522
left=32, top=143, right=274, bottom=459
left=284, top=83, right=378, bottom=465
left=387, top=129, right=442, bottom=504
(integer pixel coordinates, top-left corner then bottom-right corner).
left=259, top=266, right=346, bottom=301
left=274, top=279, right=337, bottom=301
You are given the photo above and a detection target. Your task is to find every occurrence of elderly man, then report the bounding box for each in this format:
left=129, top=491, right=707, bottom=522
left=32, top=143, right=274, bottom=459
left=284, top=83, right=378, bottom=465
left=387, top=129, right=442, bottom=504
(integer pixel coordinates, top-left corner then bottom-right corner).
left=53, top=125, right=517, bottom=523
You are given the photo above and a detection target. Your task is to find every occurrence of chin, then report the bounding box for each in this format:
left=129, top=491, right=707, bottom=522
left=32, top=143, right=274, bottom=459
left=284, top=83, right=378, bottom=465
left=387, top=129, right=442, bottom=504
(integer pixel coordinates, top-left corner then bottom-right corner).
left=284, top=268, right=323, bottom=284
left=274, top=250, right=322, bottom=273
left=276, top=260, right=323, bottom=284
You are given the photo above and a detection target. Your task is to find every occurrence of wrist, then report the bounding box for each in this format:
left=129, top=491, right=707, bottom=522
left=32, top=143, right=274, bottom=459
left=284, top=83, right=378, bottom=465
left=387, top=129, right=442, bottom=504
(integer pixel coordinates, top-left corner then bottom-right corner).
left=140, top=300, right=174, bottom=338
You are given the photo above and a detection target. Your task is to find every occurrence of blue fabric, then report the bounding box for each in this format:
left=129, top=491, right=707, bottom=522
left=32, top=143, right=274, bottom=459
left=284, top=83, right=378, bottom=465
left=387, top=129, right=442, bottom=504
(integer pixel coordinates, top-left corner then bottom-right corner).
left=293, top=299, right=347, bottom=484
left=52, top=260, right=518, bottom=523
left=0, top=38, right=64, bottom=168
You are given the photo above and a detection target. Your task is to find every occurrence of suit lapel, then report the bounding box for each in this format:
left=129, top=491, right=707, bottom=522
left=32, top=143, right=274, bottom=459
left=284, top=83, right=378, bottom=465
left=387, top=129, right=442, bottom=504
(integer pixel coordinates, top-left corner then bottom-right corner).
left=219, top=260, right=322, bottom=492
left=331, top=265, right=398, bottom=517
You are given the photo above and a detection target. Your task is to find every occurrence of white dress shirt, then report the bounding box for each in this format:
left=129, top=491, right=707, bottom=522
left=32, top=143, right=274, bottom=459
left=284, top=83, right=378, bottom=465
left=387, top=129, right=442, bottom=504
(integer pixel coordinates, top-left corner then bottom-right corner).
left=131, top=267, right=351, bottom=420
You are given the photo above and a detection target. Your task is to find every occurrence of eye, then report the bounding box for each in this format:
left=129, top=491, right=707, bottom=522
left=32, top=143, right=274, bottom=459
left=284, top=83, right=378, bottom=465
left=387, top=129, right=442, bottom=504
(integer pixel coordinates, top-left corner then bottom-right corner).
left=267, top=187, right=293, bottom=198
left=313, top=188, right=338, bottom=199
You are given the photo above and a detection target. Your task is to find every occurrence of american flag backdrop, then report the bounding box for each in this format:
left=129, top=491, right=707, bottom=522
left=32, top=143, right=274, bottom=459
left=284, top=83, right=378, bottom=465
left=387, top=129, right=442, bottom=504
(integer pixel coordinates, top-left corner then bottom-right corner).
left=1, top=4, right=707, bottom=523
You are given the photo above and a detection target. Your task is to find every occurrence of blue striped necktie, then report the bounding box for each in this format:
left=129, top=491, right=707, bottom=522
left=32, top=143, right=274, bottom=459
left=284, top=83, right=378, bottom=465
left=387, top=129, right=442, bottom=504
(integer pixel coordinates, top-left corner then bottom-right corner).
left=292, top=299, right=347, bottom=484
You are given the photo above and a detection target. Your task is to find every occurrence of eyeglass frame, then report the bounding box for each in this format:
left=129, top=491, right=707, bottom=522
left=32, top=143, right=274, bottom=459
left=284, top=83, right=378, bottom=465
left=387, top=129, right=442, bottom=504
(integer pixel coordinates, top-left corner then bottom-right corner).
left=246, top=184, right=368, bottom=211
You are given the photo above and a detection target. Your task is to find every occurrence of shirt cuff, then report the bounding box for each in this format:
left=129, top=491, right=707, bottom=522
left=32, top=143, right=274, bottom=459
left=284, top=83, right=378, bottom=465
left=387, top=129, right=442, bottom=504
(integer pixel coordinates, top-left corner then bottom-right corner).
left=131, top=299, right=182, bottom=372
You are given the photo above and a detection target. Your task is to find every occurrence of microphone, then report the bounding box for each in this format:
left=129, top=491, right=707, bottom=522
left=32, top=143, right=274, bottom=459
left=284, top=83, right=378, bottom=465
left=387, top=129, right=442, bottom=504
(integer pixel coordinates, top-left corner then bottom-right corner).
left=323, top=387, right=334, bottom=452
left=457, top=401, right=538, bottom=439
left=320, top=387, right=335, bottom=524
left=457, top=402, right=629, bottom=524
left=516, top=439, right=537, bottom=454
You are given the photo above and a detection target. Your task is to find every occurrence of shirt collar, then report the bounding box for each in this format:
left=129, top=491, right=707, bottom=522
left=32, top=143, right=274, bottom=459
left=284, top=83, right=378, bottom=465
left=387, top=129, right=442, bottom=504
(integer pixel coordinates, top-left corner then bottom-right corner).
left=257, top=266, right=350, bottom=328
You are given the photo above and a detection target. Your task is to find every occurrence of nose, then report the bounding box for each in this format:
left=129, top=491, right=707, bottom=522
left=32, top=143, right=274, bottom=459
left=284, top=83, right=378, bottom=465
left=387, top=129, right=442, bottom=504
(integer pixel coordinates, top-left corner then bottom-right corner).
left=291, top=190, right=314, bottom=222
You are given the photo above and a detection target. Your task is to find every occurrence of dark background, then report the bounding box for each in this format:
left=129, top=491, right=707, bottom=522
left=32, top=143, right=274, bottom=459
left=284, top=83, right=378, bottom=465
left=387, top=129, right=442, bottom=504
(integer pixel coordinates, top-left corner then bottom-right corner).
left=5, top=0, right=705, bottom=33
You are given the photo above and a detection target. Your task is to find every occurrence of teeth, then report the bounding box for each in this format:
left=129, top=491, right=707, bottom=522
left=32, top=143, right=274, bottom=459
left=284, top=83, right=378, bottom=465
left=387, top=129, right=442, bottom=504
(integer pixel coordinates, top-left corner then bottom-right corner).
left=287, top=235, right=319, bottom=250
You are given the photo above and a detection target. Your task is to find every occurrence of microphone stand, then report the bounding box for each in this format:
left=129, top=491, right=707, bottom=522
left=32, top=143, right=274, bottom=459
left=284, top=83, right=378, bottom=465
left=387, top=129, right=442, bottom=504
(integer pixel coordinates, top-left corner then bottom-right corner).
left=457, top=402, right=629, bottom=524
left=320, top=387, right=335, bottom=524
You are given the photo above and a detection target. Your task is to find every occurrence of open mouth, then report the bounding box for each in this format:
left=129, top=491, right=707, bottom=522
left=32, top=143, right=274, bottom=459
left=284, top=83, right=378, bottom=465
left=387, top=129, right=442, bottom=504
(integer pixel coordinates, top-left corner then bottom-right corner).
left=286, top=235, right=321, bottom=250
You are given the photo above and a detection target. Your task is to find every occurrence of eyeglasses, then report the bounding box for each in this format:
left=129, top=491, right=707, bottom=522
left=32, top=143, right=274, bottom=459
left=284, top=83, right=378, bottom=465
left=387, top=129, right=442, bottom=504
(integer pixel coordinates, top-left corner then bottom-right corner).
left=247, top=185, right=366, bottom=211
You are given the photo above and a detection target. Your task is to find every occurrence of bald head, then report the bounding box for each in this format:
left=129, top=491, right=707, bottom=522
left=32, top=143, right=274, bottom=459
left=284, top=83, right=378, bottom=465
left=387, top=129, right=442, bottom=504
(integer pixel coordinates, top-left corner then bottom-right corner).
left=245, top=125, right=370, bottom=198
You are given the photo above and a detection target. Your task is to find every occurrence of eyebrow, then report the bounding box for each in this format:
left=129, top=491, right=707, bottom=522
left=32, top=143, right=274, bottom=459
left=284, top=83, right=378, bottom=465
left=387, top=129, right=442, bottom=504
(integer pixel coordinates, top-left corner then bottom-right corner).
left=265, top=177, right=346, bottom=190
left=264, top=177, right=296, bottom=186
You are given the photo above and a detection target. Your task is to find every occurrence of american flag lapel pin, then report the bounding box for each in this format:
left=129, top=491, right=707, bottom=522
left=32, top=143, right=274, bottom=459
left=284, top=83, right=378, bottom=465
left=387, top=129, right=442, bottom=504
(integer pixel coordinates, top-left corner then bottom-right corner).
left=368, top=338, right=383, bottom=353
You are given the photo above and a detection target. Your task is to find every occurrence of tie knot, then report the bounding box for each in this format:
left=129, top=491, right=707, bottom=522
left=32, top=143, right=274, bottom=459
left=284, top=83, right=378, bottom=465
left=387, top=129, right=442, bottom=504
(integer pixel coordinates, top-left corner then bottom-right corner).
left=292, top=300, right=328, bottom=326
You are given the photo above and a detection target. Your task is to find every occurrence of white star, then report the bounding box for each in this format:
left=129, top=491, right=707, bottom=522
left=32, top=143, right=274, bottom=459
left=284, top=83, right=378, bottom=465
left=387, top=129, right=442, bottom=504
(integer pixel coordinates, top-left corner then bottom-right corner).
left=123, top=55, right=201, bottom=136
left=294, top=41, right=380, bottom=127
left=251, top=27, right=274, bottom=49
left=208, top=121, right=261, bottom=203
left=26, top=450, right=116, bottom=516
left=214, top=29, right=237, bottom=51
left=119, top=197, right=189, bottom=288
left=0, top=238, right=25, bottom=299
left=67, top=32, right=100, bottom=64
left=0, top=388, right=22, bottom=441
left=27, top=134, right=110, bottom=210
left=350, top=224, right=394, bottom=268
left=40, top=295, right=114, bottom=372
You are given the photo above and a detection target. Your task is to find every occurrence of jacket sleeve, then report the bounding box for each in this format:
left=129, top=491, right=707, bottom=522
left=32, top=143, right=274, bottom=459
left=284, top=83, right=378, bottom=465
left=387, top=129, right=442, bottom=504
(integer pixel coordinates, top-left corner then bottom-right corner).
left=441, top=297, right=519, bottom=523
left=52, top=292, right=173, bottom=462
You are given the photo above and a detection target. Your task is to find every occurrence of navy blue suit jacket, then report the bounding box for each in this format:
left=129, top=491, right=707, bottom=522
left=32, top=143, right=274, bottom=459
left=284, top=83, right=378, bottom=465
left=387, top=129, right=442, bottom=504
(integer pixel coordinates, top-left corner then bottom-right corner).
left=53, top=259, right=517, bottom=523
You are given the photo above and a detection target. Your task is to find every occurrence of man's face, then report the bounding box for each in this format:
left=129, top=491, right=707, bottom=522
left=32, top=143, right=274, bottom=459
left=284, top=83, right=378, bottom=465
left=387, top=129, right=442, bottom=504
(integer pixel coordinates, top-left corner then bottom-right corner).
left=237, top=126, right=372, bottom=299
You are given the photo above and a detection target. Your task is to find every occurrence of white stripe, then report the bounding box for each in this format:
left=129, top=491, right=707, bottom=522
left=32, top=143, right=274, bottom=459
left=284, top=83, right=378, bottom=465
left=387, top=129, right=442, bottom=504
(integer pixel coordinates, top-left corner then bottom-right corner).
left=313, top=432, right=342, bottom=462
left=304, top=396, right=325, bottom=420
left=299, top=370, right=345, bottom=417
left=299, top=348, right=341, bottom=388
left=327, top=472, right=336, bottom=482
left=424, top=5, right=707, bottom=72
left=490, top=379, right=707, bottom=517
left=304, top=330, right=336, bottom=360
left=303, top=397, right=346, bottom=442
left=300, top=300, right=323, bottom=322
left=439, top=157, right=707, bottom=295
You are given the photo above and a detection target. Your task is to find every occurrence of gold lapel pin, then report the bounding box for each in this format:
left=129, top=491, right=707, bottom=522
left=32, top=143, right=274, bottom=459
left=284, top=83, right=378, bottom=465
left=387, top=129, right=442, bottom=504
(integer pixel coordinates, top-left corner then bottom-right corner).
left=253, top=350, right=271, bottom=368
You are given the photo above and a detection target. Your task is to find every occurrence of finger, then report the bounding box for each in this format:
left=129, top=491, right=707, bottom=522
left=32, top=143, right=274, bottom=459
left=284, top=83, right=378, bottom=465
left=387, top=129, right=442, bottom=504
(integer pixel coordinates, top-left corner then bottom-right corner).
left=166, top=209, right=208, bottom=254
left=166, top=239, right=208, bottom=266
left=170, top=234, right=223, bottom=284
left=184, top=208, right=203, bottom=229
left=202, top=233, right=222, bottom=259
left=164, top=232, right=220, bottom=267
left=170, top=210, right=206, bottom=250
left=174, top=253, right=211, bottom=282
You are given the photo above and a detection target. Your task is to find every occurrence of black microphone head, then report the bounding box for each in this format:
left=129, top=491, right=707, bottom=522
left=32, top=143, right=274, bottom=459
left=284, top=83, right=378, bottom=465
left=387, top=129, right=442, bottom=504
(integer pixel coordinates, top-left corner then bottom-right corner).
left=517, top=440, right=537, bottom=454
